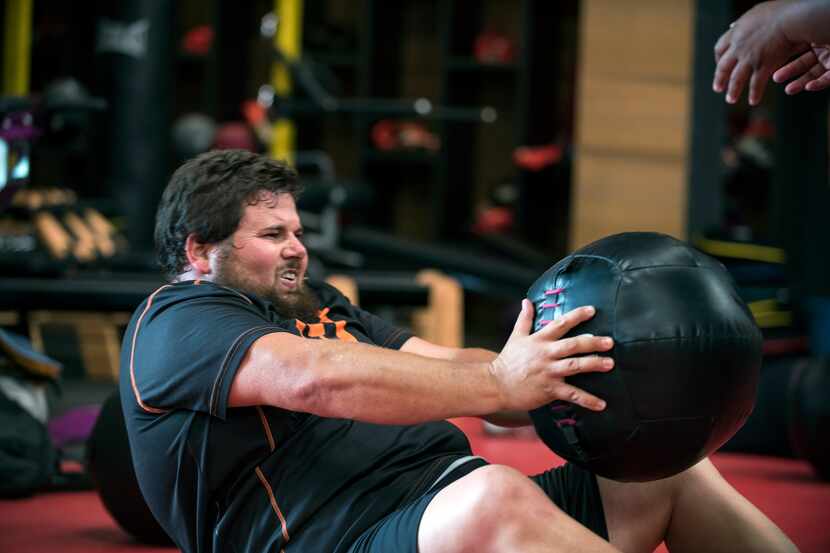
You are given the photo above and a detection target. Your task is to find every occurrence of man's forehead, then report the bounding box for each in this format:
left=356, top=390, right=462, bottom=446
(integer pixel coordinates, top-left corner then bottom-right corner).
left=240, top=192, right=300, bottom=226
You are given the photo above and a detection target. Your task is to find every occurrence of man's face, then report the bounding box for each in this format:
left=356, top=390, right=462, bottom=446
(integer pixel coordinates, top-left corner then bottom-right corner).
left=211, top=192, right=319, bottom=320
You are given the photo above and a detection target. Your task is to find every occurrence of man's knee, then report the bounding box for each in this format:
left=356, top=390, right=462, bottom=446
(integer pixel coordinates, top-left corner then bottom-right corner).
left=420, top=464, right=563, bottom=551
left=483, top=465, right=557, bottom=512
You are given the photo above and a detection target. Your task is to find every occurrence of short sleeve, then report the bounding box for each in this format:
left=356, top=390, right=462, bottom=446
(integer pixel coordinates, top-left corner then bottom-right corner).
left=125, top=285, right=295, bottom=419
left=351, top=305, right=414, bottom=350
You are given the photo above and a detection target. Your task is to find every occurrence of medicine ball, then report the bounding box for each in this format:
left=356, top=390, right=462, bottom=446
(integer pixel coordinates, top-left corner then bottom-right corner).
left=528, top=232, right=761, bottom=482
left=86, top=392, right=173, bottom=545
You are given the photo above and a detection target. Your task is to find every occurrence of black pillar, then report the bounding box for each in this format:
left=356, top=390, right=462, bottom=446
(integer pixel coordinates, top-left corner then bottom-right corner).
left=687, top=0, right=732, bottom=239
left=95, top=0, right=174, bottom=253
left=774, top=89, right=830, bottom=352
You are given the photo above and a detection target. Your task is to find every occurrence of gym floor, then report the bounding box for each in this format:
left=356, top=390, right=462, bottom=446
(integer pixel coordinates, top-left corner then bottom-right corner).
left=1, top=416, right=828, bottom=553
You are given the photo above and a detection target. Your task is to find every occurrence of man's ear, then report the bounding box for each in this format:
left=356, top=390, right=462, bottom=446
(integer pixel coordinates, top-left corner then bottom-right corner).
left=184, top=233, right=214, bottom=275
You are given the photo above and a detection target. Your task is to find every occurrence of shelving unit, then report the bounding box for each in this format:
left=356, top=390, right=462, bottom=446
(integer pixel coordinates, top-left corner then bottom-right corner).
left=290, top=0, right=579, bottom=253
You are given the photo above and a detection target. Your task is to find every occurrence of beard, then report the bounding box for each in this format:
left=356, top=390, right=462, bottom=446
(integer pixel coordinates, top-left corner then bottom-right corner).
left=213, top=247, right=321, bottom=322
left=260, top=280, right=321, bottom=322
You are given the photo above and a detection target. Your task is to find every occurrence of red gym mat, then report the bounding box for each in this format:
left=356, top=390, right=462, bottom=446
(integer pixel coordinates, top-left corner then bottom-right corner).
left=454, top=418, right=830, bottom=553
left=1, top=419, right=828, bottom=553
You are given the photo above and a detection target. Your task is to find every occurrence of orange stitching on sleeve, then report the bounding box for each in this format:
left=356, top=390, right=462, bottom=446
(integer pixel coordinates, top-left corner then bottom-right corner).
left=129, top=285, right=172, bottom=414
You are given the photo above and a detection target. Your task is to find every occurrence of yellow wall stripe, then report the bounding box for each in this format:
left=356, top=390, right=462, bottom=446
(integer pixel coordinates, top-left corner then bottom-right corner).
left=269, top=0, right=303, bottom=164
left=3, top=0, right=33, bottom=96
left=695, top=238, right=786, bottom=264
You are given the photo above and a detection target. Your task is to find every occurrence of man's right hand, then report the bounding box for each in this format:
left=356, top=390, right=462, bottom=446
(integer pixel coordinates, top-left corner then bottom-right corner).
left=489, top=300, right=615, bottom=413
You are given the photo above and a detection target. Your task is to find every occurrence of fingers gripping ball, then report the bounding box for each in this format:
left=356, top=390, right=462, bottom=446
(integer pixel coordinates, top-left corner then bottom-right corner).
left=528, top=232, right=762, bottom=482
left=86, top=392, right=173, bottom=545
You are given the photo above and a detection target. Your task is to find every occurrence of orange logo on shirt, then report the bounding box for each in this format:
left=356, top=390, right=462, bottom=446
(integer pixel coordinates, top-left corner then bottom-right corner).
left=294, top=308, right=357, bottom=342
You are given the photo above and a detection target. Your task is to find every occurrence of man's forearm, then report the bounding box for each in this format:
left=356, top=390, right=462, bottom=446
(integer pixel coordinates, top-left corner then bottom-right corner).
left=248, top=333, right=506, bottom=425
left=305, top=341, right=507, bottom=424
left=235, top=303, right=612, bottom=426
left=447, top=347, right=498, bottom=363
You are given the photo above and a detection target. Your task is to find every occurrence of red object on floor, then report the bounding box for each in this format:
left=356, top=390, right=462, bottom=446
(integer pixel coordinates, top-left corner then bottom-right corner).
left=1, top=419, right=828, bottom=552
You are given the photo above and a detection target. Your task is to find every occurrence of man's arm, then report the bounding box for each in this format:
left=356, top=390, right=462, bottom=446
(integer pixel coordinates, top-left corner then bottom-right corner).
left=229, top=302, right=614, bottom=425
left=400, top=337, right=533, bottom=427
left=778, top=0, right=830, bottom=45
left=713, top=0, right=830, bottom=105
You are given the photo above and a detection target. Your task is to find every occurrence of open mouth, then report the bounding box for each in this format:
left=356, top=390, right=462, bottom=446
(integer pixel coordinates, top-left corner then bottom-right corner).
left=279, top=269, right=299, bottom=288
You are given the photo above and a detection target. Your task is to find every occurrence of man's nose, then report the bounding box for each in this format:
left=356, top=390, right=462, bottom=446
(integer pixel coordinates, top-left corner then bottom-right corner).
left=283, top=234, right=306, bottom=257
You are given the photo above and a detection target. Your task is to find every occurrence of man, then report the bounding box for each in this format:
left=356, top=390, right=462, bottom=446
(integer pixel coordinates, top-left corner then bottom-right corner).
left=122, top=149, right=798, bottom=552
left=713, top=0, right=830, bottom=105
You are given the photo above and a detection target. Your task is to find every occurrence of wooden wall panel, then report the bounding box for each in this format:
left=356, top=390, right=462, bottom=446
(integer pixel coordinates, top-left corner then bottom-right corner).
left=580, top=0, right=693, bottom=83
left=570, top=0, right=694, bottom=249
left=571, top=154, right=687, bottom=243
left=578, top=78, right=691, bottom=158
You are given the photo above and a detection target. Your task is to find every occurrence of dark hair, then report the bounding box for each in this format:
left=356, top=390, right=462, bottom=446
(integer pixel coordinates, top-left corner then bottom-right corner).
left=154, top=149, right=303, bottom=280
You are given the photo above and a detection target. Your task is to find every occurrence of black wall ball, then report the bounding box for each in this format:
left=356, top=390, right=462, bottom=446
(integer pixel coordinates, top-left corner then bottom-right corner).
left=528, top=232, right=762, bottom=482
left=86, top=391, right=173, bottom=545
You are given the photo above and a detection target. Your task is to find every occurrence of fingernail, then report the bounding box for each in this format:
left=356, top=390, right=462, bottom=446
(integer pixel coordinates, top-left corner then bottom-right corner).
left=727, top=94, right=735, bottom=103
left=597, top=400, right=607, bottom=410
left=585, top=306, right=596, bottom=315
left=603, top=358, right=614, bottom=369
left=581, top=333, right=594, bottom=337
left=602, top=337, right=613, bottom=347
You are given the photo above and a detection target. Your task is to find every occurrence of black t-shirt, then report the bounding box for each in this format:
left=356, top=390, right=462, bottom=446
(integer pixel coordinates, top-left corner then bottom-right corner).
left=120, top=280, right=473, bottom=553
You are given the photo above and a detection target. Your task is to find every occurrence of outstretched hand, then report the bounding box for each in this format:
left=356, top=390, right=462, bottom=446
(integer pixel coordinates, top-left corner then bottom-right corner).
left=773, top=43, right=830, bottom=94
left=713, top=1, right=809, bottom=105
left=490, top=300, right=614, bottom=413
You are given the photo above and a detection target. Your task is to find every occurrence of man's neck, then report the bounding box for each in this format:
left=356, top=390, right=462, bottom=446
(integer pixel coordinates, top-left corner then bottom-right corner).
left=175, top=269, right=210, bottom=283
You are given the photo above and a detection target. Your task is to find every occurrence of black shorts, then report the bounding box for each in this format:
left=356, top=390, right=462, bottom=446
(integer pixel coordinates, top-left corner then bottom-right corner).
left=346, top=460, right=608, bottom=553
